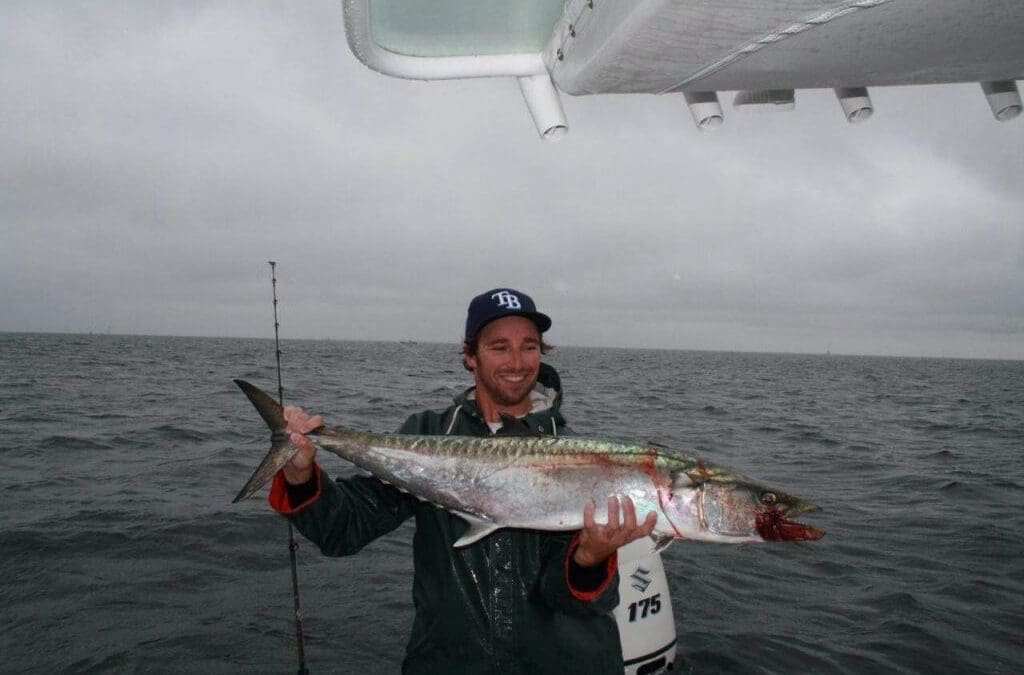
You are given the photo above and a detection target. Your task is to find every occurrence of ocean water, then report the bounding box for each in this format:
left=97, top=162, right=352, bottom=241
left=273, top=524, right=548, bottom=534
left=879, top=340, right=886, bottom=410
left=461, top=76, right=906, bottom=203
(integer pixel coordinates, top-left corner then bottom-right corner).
left=1, top=333, right=1021, bottom=674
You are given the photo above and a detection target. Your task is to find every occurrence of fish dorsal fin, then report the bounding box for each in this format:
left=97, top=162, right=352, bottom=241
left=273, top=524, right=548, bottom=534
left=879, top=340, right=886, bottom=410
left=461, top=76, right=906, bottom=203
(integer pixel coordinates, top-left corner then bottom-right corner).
left=671, top=470, right=694, bottom=491
left=452, top=512, right=501, bottom=548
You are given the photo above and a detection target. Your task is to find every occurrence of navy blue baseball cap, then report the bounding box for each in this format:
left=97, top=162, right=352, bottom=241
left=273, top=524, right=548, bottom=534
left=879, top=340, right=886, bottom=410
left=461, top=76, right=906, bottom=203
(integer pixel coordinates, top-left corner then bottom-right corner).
left=464, top=288, right=552, bottom=340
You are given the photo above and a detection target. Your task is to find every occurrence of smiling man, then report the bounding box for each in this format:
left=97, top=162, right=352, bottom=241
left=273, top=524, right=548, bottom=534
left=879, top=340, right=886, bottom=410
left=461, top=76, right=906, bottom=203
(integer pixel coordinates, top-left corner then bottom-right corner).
left=460, top=288, right=551, bottom=421
left=271, top=288, right=655, bottom=674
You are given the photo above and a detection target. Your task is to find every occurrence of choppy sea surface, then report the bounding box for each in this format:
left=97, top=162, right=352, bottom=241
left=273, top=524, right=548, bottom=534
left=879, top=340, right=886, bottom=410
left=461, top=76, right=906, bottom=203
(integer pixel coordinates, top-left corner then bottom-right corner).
left=2, top=333, right=1022, bottom=674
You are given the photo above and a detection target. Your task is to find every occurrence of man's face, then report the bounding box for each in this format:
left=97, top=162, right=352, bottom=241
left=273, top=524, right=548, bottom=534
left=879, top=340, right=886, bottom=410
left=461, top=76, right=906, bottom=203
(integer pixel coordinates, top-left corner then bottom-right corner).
left=466, top=315, right=542, bottom=415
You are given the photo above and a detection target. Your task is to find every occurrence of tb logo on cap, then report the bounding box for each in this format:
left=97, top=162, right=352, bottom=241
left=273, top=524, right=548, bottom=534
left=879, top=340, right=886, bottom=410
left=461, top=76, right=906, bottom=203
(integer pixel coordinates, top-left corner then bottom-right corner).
left=491, top=290, right=522, bottom=310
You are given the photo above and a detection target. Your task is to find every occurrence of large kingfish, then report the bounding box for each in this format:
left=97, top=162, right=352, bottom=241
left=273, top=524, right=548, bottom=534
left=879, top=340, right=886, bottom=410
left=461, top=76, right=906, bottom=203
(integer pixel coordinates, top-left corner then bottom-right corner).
left=233, top=380, right=824, bottom=548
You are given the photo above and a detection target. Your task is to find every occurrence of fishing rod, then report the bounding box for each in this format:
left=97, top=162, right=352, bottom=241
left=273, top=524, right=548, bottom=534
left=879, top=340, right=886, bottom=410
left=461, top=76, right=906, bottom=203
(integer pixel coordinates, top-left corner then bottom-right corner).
left=393, top=339, right=446, bottom=370
left=269, top=261, right=310, bottom=675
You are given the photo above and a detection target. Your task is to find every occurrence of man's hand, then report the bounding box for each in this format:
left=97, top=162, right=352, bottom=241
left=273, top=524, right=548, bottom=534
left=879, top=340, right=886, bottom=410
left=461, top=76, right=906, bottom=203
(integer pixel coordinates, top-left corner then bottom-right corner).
left=574, top=496, right=657, bottom=567
left=282, top=405, right=323, bottom=485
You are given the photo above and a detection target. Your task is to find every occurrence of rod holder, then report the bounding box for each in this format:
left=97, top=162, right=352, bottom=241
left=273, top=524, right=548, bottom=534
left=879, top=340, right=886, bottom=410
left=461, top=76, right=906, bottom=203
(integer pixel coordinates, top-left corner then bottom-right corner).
left=980, top=81, right=1022, bottom=122
left=835, top=87, right=873, bottom=123
left=517, top=74, right=569, bottom=141
left=733, top=89, right=795, bottom=111
left=683, top=91, right=724, bottom=130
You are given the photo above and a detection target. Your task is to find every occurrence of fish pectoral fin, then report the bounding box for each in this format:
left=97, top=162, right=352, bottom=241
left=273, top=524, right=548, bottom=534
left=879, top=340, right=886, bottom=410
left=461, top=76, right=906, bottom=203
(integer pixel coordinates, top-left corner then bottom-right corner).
left=452, top=512, right=501, bottom=548
left=651, top=534, right=676, bottom=554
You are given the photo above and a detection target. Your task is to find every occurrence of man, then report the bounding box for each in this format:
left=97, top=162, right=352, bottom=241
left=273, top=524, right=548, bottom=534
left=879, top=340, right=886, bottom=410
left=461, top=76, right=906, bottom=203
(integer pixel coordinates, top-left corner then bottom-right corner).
left=269, top=288, right=656, bottom=674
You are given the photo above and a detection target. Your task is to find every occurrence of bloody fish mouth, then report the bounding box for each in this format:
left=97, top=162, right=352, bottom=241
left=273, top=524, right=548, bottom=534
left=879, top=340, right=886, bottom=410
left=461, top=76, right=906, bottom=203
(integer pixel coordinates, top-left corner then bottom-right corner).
left=755, top=504, right=826, bottom=541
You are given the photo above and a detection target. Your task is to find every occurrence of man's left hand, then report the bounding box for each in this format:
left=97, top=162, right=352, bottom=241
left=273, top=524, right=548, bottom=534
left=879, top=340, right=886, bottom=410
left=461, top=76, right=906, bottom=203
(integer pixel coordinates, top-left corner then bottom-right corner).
left=574, top=496, right=658, bottom=567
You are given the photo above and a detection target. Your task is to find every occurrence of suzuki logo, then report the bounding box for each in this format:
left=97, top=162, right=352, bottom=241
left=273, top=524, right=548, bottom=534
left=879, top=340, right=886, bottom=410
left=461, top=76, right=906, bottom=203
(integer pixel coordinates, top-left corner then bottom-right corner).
left=491, top=290, right=522, bottom=310
left=631, top=566, right=653, bottom=593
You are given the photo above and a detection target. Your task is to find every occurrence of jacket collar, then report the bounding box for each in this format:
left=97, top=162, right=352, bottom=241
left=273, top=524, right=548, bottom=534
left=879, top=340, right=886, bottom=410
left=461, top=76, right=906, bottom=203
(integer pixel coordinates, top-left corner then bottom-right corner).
left=455, top=362, right=565, bottom=426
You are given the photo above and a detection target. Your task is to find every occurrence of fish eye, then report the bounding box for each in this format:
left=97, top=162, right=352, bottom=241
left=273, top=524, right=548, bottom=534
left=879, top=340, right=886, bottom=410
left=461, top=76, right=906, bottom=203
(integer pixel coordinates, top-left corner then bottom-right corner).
left=760, top=491, right=777, bottom=505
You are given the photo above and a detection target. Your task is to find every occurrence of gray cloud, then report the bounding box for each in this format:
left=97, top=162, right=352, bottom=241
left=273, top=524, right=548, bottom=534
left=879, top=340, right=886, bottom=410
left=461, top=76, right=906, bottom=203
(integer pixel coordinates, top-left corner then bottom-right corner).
left=2, top=2, right=1022, bottom=358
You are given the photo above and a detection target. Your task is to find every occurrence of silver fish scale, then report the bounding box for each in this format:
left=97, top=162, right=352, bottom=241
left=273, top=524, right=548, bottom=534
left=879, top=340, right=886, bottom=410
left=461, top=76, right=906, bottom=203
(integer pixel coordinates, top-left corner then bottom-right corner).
left=309, top=427, right=799, bottom=542
left=376, top=433, right=780, bottom=497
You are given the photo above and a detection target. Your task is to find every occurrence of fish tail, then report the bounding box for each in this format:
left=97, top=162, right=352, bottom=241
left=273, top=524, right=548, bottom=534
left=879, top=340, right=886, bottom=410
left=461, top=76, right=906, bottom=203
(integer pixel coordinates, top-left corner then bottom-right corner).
left=232, top=379, right=297, bottom=503
left=235, top=378, right=286, bottom=432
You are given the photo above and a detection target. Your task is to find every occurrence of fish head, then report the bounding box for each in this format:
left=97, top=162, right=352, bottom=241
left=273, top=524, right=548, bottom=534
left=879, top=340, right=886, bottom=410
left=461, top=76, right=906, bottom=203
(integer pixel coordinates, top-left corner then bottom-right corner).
left=750, top=487, right=825, bottom=542
left=661, top=472, right=824, bottom=542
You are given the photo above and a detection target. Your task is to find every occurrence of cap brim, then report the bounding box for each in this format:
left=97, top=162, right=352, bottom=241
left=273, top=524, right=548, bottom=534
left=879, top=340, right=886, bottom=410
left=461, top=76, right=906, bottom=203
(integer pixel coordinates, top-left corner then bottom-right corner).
left=529, top=312, right=552, bottom=333
left=469, top=311, right=552, bottom=339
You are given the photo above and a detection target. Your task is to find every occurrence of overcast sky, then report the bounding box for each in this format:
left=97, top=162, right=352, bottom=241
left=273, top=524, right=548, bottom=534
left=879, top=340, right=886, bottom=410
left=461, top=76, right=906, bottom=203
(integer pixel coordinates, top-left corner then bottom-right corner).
left=3, top=2, right=1022, bottom=359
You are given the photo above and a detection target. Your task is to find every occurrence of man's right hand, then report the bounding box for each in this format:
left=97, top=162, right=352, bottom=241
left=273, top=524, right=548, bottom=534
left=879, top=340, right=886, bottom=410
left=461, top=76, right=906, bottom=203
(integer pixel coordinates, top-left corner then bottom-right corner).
left=282, top=405, right=323, bottom=485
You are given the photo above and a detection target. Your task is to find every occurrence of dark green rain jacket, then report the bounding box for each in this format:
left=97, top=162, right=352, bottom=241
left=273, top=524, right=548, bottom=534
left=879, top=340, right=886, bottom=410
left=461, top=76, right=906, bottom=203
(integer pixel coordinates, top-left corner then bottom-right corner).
left=269, top=363, right=623, bottom=674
